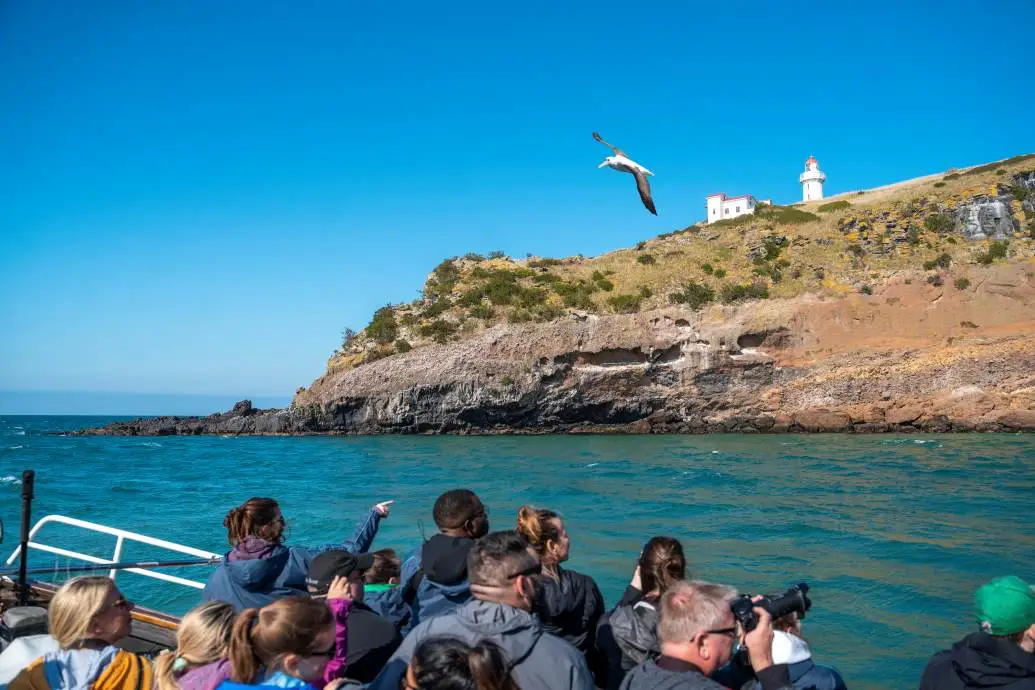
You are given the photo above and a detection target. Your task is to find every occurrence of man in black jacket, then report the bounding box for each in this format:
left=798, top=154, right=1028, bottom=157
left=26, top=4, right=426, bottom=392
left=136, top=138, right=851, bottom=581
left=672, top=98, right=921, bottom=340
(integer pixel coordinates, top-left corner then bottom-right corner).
left=920, top=575, right=1035, bottom=689
left=619, top=580, right=794, bottom=690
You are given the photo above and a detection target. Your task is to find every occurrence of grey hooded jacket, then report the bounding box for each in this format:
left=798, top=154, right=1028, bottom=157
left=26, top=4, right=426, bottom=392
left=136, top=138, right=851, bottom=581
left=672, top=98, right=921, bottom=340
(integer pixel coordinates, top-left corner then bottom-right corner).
left=365, top=599, right=595, bottom=690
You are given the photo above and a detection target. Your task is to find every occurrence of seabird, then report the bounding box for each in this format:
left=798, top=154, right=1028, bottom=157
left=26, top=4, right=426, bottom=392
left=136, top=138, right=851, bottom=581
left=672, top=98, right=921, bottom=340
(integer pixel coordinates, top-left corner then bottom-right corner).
left=593, top=131, right=657, bottom=215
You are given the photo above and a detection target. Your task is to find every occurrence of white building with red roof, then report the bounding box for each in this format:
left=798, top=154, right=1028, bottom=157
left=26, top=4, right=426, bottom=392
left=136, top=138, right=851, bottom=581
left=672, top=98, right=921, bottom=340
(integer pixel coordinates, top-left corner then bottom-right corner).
left=705, top=193, right=769, bottom=224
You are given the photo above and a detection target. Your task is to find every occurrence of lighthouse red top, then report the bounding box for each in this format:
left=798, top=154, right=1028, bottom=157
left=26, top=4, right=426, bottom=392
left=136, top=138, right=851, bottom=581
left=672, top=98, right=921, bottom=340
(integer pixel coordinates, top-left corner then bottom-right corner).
left=806, top=155, right=818, bottom=167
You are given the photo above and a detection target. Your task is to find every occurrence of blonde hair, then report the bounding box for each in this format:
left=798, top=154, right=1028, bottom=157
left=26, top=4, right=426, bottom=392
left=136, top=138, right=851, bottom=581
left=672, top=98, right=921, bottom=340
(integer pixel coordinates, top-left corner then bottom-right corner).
left=155, top=602, right=236, bottom=690
left=49, top=576, right=115, bottom=648
left=657, top=580, right=737, bottom=645
left=515, top=506, right=563, bottom=560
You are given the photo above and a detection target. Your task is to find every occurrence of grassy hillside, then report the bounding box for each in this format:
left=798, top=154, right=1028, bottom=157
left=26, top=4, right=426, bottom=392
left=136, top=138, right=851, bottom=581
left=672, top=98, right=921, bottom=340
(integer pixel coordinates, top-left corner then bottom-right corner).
left=318, top=154, right=1035, bottom=377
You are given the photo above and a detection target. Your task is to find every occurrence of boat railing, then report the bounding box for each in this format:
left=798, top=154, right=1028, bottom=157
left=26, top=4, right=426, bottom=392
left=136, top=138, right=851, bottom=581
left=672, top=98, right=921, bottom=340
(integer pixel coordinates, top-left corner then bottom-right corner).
left=3, top=514, right=221, bottom=590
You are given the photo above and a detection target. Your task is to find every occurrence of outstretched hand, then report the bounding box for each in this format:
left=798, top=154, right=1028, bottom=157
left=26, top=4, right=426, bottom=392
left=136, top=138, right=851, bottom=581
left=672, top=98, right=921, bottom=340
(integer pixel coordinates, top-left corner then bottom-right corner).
left=374, top=500, right=394, bottom=517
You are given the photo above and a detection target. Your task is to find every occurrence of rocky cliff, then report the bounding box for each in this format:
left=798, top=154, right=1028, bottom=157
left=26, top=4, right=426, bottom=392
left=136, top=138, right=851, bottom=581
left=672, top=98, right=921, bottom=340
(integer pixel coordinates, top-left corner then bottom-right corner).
left=79, top=156, right=1035, bottom=435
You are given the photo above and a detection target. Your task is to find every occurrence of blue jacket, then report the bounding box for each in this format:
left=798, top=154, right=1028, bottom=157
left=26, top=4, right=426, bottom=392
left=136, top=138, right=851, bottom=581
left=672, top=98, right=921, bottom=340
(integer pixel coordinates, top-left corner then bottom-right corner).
left=735, top=632, right=846, bottom=690
left=203, top=508, right=381, bottom=612
left=218, top=672, right=318, bottom=690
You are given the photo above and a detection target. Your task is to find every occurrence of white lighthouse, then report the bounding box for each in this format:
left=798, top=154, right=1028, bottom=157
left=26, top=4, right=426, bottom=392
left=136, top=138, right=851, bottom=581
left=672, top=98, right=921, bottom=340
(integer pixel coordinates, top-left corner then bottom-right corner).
left=799, top=155, right=826, bottom=202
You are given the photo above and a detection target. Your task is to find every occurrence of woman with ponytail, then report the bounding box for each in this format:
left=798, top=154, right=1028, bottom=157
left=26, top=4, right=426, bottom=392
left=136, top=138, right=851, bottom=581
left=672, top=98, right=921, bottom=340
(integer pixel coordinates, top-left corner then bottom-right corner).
left=154, top=602, right=236, bottom=690
left=595, top=536, right=687, bottom=689
left=403, top=637, right=518, bottom=690
left=216, top=597, right=335, bottom=690
left=514, top=506, right=604, bottom=659
left=204, top=496, right=394, bottom=612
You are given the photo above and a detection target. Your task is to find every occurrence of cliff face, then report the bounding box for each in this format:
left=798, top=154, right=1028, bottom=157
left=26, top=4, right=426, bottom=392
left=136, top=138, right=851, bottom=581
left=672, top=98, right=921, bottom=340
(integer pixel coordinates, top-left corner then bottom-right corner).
left=79, top=156, right=1035, bottom=436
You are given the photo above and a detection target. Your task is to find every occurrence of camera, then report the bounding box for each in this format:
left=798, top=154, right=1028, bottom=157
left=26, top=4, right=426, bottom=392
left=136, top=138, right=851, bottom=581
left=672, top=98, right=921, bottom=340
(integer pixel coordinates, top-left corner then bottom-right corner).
left=730, top=582, right=811, bottom=632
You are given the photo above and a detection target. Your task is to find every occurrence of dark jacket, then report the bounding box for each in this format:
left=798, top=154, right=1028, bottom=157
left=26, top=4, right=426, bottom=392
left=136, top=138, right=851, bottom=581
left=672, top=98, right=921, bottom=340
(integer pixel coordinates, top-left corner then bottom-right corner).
left=202, top=508, right=381, bottom=612
left=364, top=534, right=473, bottom=631
left=535, top=566, right=606, bottom=654
left=366, top=599, right=595, bottom=690
left=920, top=632, right=1035, bottom=689
left=598, top=599, right=660, bottom=689
left=341, top=601, right=401, bottom=684
left=620, top=656, right=793, bottom=690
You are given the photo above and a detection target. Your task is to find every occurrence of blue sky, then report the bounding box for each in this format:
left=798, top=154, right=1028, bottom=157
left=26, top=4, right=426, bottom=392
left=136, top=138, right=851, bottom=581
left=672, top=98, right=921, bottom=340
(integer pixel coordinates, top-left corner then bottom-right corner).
left=1, top=1, right=1033, bottom=413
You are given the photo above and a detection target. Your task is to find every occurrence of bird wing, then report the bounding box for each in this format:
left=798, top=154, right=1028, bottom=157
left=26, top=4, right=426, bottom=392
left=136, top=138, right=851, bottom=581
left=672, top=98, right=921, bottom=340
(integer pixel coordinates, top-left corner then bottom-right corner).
left=592, top=131, right=627, bottom=158
left=633, top=169, right=657, bottom=215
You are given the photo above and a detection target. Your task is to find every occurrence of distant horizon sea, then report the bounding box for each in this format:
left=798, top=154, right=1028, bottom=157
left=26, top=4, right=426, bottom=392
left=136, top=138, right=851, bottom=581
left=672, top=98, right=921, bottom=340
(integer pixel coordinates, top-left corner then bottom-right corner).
left=2, top=415, right=1033, bottom=690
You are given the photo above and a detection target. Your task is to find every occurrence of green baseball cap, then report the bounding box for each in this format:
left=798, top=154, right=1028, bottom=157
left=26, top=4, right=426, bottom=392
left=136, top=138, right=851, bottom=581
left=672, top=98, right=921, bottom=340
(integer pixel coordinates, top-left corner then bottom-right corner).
left=974, top=576, right=1035, bottom=635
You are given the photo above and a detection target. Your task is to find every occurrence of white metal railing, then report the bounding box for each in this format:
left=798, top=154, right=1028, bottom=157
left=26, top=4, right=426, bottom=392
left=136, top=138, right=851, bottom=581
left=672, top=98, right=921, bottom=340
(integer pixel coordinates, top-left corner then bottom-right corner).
left=4, top=514, right=221, bottom=590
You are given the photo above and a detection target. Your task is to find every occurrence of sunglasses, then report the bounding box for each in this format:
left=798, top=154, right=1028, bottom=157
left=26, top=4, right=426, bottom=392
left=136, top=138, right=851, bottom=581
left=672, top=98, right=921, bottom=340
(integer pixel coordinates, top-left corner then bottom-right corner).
left=307, top=641, right=336, bottom=658
left=506, top=561, right=543, bottom=580
left=704, top=626, right=738, bottom=638
left=99, top=596, right=134, bottom=615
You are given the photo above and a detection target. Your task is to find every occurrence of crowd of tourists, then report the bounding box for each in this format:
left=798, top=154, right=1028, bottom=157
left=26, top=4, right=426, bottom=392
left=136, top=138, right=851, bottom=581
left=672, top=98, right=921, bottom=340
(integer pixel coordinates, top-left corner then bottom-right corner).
left=1, top=489, right=1034, bottom=689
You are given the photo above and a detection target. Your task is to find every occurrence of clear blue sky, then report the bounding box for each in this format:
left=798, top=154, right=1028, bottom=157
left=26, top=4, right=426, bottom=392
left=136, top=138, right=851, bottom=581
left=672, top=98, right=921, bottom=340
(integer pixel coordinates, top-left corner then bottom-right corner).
left=2, top=1, right=1033, bottom=413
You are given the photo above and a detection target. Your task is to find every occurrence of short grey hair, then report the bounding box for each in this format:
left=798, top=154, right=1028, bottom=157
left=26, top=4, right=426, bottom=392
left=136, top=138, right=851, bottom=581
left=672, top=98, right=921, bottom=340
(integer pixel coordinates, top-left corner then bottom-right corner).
left=657, top=579, right=738, bottom=644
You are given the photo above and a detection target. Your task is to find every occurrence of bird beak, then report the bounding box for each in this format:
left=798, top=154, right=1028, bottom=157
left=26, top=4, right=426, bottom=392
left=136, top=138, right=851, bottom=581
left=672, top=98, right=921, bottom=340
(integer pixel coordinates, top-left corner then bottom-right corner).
left=598, top=161, right=609, bottom=168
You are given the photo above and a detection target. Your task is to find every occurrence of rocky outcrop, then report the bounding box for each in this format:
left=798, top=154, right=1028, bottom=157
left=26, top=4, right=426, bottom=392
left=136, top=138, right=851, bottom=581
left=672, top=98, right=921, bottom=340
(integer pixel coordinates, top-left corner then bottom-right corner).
left=79, top=262, right=1035, bottom=436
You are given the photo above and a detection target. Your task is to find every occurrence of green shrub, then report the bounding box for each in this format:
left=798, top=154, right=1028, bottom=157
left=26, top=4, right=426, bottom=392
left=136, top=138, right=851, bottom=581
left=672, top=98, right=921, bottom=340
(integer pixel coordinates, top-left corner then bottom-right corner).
left=422, top=297, right=452, bottom=318
left=954, top=277, right=971, bottom=290
left=469, top=266, right=490, bottom=279
left=639, top=286, right=653, bottom=298
left=528, top=258, right=563, bottom=269
left=944, top=173, right=961, bottom=181
left=761, top=236, right=788, bottom=260
left=701, top=263, right=714, bottom=275
left=927, top=274, right=944, bottom=286
left=668, top=281, right=715, bottom=308
left=534, top=304, right=566, bottom=321
left=923, top=253, right=952, bottom=271
left=395, top=340, right=412, bottom=353
left=946, top=237, right=957, bottom=244
left=906, top=226, right=921, bottom=245
left=591, top=270, right=605, bottom=281
left=848, top=244, right=866, bottom=257
left=607, top=294, right=643, bottom=314
left=469, top=304, right=495, bottom=319
left=924, top=214, right=954, bottom=233
left=775, top=258, right=791, bottom=269
left=366, top=305, right=399, bottom=344
left=721, top=282, right=770, bottom=303
left=714, top=268, right=727, bottom=278
left=996, top=169, right=1006, bottom=175
left=426, top=259, right=460, bottom=298
left=501, top=376, right=515, bottom=386
left=532, top=272, right=562, bottom=284
left=507, top=309, right=533, bottom=323
left=635, top=241, right=647, bottom=250
left=484, top=272, right=524, bottom=305
left=517, top=288, right=547, bottom=309
left=553, top=280, right=597, bottom=309
left=463, top=252, right=486, bottom=262
left=419, top=319, right=457, bottom=344
left=860, top=285, right=872, bottom=295
left=818, top=200, right=851, bottom=212
left=399, top=313, right=418, bottom=326
left=341, top=327, right=358, bottom=350
left=1011, top=186, right=1030, bottom=201
left=636, top=254, right=656, bottom=265
left=596, top=278, right=615, bottom=291
left=488, top=250, right=506, bottom=259
left=754, top=205, right=820, bottom=225
left=1029, top=219, right=1035, bottom=239
left=976, top=240, right=1009, bottom=265
left=960, top=320, right=979, bottom=328
left=933, top=182, right=946, bottom=188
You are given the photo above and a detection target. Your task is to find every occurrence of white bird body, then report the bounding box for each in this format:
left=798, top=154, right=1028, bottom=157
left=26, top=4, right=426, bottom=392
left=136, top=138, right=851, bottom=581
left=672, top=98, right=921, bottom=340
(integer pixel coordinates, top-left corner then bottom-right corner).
left=599, top=154, right=654, bottom=178
left=592, top=132, right=658, bottom=215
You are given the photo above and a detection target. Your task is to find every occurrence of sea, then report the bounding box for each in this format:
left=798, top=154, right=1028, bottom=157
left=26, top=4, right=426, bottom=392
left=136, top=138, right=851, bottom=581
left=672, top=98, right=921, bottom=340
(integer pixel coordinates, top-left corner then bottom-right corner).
left=1, top=415, right=1033, bottom=689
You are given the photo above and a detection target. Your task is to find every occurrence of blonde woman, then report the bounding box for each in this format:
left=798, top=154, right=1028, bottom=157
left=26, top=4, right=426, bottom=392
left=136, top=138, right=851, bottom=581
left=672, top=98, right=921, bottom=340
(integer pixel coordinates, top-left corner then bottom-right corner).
left=154, top=602, right=236, bottom=690
left=8, top=576, right=152, bottom=690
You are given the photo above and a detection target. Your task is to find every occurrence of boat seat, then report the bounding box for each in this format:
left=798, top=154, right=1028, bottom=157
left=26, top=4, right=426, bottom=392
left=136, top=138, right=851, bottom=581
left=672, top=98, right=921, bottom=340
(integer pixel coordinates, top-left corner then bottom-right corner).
left=0, top=606, right=48, bottom=647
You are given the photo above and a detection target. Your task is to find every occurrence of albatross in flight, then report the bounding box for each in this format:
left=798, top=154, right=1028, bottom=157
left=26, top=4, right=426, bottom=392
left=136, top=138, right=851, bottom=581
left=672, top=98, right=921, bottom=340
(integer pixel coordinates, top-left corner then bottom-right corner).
left=593, top=131, right=657, bottom=215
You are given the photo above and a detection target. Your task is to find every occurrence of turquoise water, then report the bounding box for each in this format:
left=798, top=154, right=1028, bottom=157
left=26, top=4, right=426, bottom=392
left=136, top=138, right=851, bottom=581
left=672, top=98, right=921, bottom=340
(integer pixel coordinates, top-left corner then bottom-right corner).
left=2, top=416, right=1034, bottom=689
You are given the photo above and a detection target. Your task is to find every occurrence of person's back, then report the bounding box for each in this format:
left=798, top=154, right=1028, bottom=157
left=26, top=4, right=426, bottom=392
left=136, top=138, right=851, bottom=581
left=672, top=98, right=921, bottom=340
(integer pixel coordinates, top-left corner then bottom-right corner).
left=920, top=576, right=1035, bottom=690
left=204, top=497, right=390, bottom=612
left=366, top=531, right=594, bottom=690
left=367, top=489, right=488, bottom=630
left=738, top=631, right=845, bottom=690
left=515, top=505, right=605, bottom=656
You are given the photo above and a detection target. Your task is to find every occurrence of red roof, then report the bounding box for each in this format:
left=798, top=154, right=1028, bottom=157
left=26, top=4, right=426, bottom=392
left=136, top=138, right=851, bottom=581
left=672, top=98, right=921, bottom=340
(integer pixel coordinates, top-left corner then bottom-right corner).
left=806, top=155, right=818, bottom=166
left=706, top=193, right=754, bottom=201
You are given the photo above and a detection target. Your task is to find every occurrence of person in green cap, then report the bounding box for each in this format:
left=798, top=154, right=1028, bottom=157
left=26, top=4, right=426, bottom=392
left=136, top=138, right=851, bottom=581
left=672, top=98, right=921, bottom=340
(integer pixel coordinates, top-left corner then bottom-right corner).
left=920, top=575, right=1035, bottom=689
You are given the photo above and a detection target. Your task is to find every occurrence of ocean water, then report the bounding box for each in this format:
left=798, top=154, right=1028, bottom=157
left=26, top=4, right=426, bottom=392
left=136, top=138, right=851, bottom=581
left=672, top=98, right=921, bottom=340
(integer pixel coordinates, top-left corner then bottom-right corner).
left=1, top=416, right=1033, bottom=689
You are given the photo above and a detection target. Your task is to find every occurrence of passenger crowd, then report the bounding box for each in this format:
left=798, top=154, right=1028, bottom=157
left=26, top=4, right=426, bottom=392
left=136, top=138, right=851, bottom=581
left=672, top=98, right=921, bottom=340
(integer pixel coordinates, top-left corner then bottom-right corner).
left=1, top=489, right=1034, bottom=689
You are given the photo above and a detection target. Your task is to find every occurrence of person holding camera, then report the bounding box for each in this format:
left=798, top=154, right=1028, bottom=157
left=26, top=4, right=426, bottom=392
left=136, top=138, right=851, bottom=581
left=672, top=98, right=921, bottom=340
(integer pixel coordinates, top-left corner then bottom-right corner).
left=619, top=580, right=794, bottom=690
left=731, top=610, right=846, bottom=690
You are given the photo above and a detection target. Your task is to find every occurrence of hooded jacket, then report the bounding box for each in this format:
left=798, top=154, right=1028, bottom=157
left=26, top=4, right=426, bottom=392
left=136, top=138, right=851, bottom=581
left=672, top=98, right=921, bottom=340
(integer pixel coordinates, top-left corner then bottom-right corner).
left=738, top=631, right=846, bottom=690
left=363, top=534, right=473, bottom=631
left=597, top=600, right=661, bottom=689
left=920, top=632, right=1035, bottom=689
left=620, top=656, right=793, bottom=690
left=202, top=508, right=381, bottom=612
left=535, top=566, right=605, bottom=655
left=7, top=646, right=153, bottom=690
left=365, top=599, right=595, bottom=690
